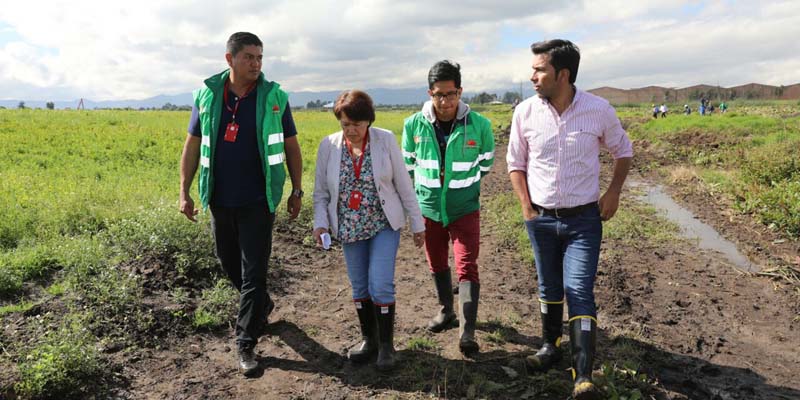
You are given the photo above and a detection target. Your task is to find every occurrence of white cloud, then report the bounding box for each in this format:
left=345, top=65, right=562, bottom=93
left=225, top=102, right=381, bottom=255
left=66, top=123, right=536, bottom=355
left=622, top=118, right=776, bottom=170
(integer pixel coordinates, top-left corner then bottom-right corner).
left=0, top=0, right=797, bottom=100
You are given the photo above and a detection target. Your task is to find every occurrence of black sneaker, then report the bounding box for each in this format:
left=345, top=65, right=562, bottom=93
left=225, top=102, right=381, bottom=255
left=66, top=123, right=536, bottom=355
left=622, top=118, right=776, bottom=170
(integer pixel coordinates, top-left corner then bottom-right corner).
left=238, top=346, right=258, bottom=376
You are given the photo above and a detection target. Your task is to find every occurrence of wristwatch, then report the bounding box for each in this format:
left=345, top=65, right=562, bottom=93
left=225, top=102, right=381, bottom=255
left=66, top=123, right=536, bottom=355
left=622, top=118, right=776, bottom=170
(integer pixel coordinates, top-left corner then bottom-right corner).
left=291, top=189, right=304, bottom=198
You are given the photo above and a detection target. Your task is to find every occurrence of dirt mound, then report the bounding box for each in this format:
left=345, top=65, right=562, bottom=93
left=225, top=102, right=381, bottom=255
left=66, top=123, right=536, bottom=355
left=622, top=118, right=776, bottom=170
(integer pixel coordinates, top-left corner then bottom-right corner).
left=665, top=128, right=745, bottom=149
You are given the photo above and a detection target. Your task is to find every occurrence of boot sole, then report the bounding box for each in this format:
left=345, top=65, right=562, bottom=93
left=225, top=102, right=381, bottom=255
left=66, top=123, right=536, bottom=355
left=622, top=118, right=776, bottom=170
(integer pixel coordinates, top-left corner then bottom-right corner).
left=427, top=316, right=458, bottom=333
left=348, top=350, right=376, bottom=364
left=573, top=381, right=601, bottom=400
left=525, top=351, right=561, bottom=372
left=459, top=340, right=479, bottom=355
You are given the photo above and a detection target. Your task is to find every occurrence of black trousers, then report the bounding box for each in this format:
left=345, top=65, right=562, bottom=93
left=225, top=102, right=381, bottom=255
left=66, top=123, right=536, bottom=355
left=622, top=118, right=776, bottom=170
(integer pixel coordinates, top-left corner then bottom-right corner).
left=210, top=202, right=275, bottom=349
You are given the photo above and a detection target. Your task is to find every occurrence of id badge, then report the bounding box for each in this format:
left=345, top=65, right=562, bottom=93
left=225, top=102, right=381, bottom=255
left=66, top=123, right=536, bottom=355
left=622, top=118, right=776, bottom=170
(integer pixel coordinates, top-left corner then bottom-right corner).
left=224, top=122, right=239, bottom=142
left=347, top=190, right=363, bottom=210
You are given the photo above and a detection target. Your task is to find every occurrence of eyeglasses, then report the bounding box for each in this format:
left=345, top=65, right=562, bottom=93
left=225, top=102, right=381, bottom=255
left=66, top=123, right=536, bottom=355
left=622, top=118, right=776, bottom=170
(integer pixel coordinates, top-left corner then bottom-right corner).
left=431, top=91, right=460, bottom=102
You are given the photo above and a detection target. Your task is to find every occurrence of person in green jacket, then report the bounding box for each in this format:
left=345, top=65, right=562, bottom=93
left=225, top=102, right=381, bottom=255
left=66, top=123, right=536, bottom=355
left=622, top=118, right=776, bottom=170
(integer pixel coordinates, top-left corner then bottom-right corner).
left=402, top=60, right=495, bottom=356
left=179, top=32, right=303, bottom=376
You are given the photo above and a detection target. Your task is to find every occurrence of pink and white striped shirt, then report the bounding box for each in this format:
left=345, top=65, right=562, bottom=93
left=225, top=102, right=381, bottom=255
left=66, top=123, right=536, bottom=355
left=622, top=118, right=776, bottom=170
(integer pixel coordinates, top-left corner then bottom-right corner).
left=506, top=89, right=633, bottom=209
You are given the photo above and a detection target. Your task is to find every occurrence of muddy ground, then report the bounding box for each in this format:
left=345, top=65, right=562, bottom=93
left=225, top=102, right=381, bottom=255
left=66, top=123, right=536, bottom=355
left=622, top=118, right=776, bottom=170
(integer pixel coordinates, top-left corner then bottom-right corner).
left=97, top=131, right=799, bottom=400
left=4, top=128, right=798, bottom=399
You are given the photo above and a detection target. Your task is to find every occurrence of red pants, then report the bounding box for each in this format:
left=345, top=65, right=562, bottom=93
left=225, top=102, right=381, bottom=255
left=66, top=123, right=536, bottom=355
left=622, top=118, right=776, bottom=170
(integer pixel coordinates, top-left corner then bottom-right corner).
left=424, top=211, right=480, bottom=283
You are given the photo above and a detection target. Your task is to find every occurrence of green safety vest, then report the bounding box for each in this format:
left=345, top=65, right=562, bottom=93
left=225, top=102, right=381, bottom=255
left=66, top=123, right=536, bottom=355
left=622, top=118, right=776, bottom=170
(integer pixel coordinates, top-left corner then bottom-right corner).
left=402, top=111, right=495, bottom=226
left=194, top=70, right=289, bottom=212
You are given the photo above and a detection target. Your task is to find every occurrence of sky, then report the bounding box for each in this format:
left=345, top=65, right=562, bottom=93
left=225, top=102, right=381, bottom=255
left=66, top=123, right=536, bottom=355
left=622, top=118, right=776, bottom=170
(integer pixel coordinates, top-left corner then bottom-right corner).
left=0, top=0, right=798, bottom=101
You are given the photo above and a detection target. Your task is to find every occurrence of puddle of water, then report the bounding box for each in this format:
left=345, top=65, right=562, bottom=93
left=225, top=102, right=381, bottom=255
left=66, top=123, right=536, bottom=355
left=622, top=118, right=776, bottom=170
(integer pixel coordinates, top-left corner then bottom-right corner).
left=629, top=181, right=757, bottom=272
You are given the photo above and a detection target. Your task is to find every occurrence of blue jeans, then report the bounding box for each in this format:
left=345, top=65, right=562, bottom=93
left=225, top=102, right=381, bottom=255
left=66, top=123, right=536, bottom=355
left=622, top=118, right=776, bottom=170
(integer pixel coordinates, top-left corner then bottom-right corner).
left=342, top=227, right=401, bottom=305
left=524, top=204, right=602, bottom=318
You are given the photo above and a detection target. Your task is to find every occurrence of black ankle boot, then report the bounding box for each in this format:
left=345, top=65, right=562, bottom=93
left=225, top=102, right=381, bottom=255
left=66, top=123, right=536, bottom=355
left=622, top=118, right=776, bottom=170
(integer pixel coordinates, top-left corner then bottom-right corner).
left=526, top=300, right=563, bottom=371
left=375, top=304, right=396, bottom=371
left=348, top=299, right=378, bottom=363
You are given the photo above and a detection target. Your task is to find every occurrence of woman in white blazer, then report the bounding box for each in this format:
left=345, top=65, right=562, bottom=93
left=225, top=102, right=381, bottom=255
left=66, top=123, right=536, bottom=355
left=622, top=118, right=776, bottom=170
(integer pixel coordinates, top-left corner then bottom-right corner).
left=312, top=90, right=424, bottom=371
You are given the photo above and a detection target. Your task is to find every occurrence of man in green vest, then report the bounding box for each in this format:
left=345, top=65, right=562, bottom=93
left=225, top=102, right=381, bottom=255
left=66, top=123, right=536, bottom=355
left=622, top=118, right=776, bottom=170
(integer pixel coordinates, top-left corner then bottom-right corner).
left=402, top=60, right=495, bottom=356
left=179, top=32, right=303, bottom=376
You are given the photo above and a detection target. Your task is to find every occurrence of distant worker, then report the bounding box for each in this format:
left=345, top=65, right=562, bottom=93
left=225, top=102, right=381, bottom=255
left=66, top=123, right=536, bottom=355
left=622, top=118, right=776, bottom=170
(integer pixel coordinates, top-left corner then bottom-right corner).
left=699, top=101, right=706, bottom=116
left=659, top=103, right=668, bottom=118
left=651, top=104, right=658, bottom=119
left=683, top=104, right=691, bottom=115
left=720, top=102, right=728, bottom=113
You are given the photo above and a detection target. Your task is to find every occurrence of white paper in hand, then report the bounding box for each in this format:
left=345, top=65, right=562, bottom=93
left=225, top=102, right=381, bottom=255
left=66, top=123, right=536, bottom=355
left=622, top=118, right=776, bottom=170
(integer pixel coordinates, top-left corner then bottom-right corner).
left=321, top=232, right=331, bottom=250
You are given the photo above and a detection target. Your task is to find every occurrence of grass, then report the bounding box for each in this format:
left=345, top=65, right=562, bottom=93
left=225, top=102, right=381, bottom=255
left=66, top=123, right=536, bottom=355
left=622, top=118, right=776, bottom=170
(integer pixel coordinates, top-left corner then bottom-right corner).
left=484, top=193, right=532, bottom=263
left=192, top=279, right=238, bottom=330
left=626, top=105, right=800, bottom=237
left=0, top=301, right=34, bottom=316
left=603, top=197, right=681, bottom=245
left=405, top=336, right=439, bottom=352
left=14, top=315, right=107, bottom=399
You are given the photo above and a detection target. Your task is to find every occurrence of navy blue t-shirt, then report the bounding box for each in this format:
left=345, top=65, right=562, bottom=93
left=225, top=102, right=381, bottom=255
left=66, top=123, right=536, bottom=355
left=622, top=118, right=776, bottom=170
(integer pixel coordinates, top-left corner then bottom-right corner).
left=188, top=87, right=298, bottom=207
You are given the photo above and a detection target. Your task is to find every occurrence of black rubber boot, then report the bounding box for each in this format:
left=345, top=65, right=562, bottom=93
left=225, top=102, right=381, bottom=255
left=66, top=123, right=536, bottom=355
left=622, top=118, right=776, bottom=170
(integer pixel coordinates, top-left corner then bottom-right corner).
left=570, top=317, right=601, bottom=400
left=375, top=304, right=396, bottom=371
left=526, top=300, right=563, bottom=371
left=458, top=281, right=480, bottom=355
left=427, top=270, right=457, bottom=332
left=348, top=299, right=378, bottom=363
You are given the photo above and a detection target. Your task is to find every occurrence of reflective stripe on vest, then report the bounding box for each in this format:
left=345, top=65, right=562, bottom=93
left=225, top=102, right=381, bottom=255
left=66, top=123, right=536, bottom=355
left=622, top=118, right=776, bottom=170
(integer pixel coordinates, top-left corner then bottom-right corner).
left=416, top=174, right=442, bottom=188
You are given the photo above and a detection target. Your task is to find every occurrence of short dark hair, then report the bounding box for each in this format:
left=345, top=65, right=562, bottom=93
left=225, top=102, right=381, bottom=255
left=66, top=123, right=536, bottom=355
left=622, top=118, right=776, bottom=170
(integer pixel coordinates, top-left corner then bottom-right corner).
left=530, top=39, right=580, bottom=84
left=227, top=32, right=263, bottom=56
left=333, top=90, right=375, bottom=124
left=427, top=60, right=461, bottom=89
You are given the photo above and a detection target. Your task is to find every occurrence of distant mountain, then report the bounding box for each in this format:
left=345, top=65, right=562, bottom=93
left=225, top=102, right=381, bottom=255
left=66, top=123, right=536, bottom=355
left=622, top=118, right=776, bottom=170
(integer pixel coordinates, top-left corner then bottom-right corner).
left=0, top=86, right=528, bottom=110
left=588, top=83, right=800, bottom=104
left=4, top=82, right=796, bottom=110
left=0, top=93, right=194, bottom=110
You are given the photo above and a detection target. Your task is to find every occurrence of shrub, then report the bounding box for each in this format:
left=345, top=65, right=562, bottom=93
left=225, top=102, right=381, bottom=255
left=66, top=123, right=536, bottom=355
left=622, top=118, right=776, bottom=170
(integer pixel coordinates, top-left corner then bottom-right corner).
left=15, top=317, right=106, bottom=399
left=740, top=140, right=800, bottom=186
left=100, top=204, right=217, bottom=286
left=0, top=267, right=22, bottom=298
left=193, top=279, right=237, bottom=330
left=756, top=180, right=800, bottom=237
left=66, top=264, right=155, bottom=342
left=0, top=245, right=59, bottom=282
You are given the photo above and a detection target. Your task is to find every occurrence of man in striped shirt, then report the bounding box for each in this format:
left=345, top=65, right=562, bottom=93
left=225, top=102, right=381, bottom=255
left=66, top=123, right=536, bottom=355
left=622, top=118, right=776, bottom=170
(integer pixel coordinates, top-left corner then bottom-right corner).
left=507, top=39, right=632, bottom=400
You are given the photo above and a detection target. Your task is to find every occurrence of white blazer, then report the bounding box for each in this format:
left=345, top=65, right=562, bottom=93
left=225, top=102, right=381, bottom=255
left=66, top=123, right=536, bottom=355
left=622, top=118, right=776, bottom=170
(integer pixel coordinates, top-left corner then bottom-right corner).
left=313, top=127, right=425, bottom=239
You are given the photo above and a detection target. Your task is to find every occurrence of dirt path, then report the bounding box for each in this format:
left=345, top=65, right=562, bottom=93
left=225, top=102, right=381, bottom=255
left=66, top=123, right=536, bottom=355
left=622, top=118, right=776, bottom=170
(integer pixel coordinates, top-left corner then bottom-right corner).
left=121, top=139, right=800, bottom=399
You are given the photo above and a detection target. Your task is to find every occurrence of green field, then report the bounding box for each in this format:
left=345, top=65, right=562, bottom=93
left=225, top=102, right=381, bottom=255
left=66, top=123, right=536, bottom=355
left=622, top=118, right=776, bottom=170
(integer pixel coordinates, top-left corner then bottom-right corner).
left=624, top=104, right=800, bottom=236
left=1, top=101, right=796, bottom=398
left=0, top=102, right=795, bottom=302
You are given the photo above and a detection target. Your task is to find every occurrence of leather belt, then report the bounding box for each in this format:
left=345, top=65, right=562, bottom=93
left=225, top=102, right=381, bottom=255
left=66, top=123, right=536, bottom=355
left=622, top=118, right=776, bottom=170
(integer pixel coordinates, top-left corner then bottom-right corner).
left=532, top=202, right=597, bottom=218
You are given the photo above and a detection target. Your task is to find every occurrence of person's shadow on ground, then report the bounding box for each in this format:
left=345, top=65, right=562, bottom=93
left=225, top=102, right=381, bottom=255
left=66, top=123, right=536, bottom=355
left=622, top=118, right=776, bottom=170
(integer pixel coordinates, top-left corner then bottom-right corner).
left=253, top=319, right=800, bottom=400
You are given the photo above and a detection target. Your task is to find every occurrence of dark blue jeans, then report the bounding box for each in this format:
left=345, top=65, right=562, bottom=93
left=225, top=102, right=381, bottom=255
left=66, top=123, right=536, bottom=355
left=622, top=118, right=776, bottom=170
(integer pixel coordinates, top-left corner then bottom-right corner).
left=524, top=204, right=602, bottom=318
left=210, top=202, right=275, bottom=350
